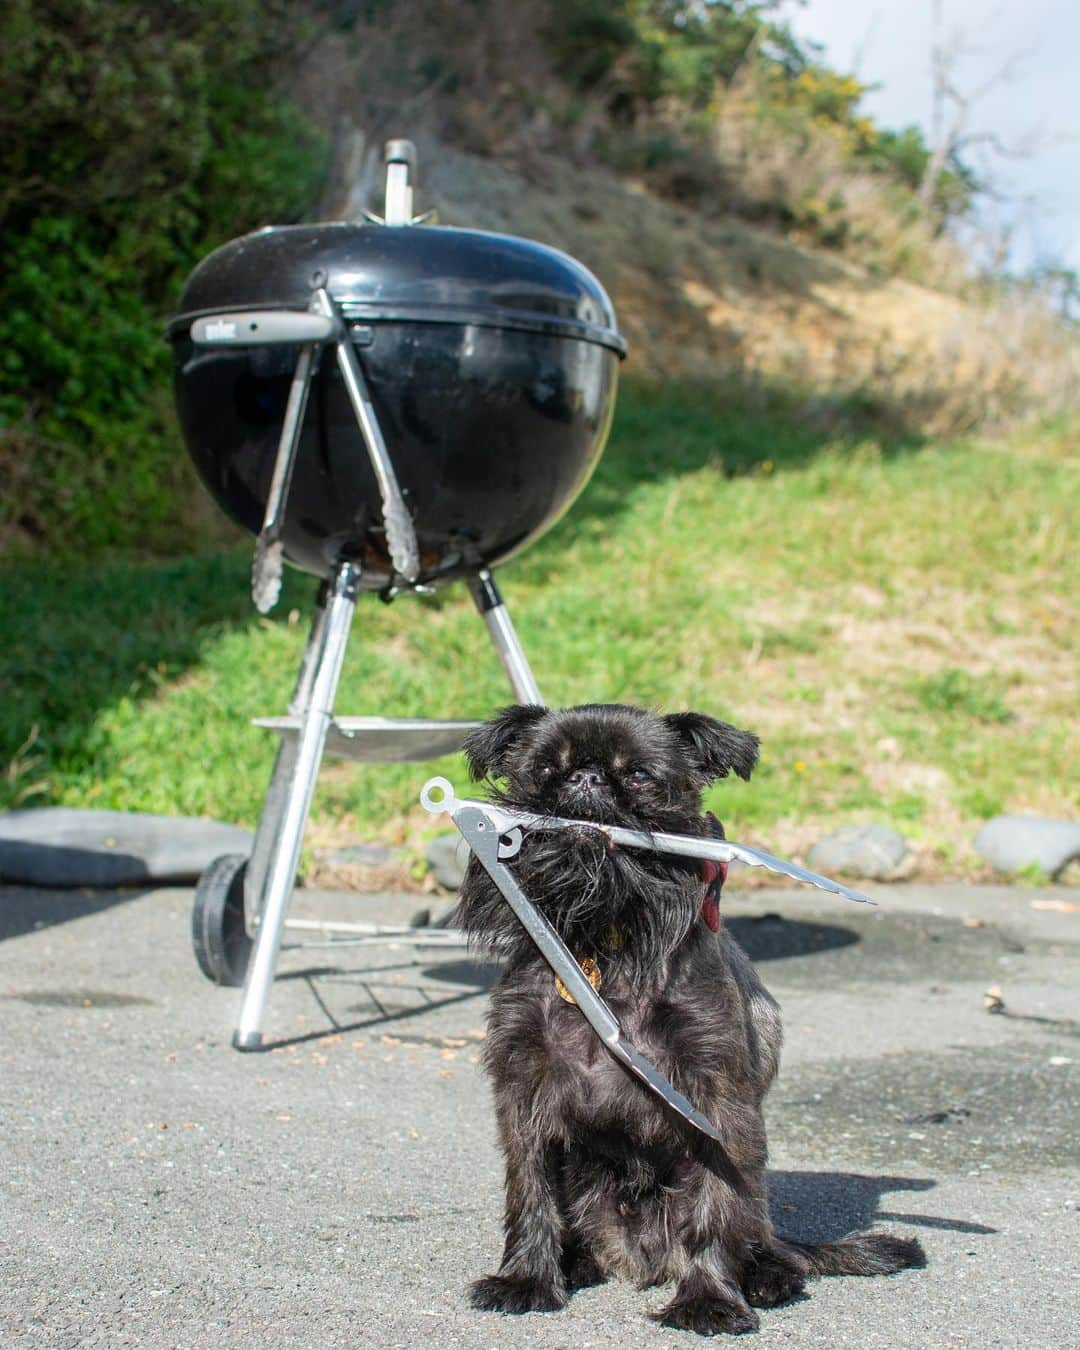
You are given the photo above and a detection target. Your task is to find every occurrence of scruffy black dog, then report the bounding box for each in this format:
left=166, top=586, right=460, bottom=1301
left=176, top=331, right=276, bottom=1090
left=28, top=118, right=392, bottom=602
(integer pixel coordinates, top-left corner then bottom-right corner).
left=456, top=703, right=924, bottom=1335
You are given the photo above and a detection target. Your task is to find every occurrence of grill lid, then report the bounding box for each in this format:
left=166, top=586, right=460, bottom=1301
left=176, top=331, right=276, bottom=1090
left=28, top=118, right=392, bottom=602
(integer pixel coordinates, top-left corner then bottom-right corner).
left=168, top=222, right=627, bottom=356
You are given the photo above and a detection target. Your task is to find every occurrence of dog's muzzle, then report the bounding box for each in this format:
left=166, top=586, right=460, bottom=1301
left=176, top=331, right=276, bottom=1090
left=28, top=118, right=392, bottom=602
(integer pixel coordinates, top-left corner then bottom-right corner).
left=562, top=768, right=613, bottom=817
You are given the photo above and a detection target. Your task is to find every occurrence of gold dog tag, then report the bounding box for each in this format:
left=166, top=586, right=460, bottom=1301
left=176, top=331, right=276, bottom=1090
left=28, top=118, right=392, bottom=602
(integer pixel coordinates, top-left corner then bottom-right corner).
left=556, top=957, right=601, bottom=1005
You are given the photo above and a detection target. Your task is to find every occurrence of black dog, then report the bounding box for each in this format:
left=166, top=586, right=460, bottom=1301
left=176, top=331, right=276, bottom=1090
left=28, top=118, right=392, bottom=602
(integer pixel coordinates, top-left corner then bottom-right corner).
left=455, top=703, right=924, bottom=1335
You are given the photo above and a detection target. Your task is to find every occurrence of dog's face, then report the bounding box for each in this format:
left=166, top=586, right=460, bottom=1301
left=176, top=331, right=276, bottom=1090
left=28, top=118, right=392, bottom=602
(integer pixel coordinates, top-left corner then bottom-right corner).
left=463, top=703, right=759, bottom=830
left=458, top=704, right=759, bottom=975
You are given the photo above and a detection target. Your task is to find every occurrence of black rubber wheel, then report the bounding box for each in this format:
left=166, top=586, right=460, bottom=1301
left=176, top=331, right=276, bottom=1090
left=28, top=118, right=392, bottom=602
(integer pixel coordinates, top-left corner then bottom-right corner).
left=192, top=854, right=253, bottom=987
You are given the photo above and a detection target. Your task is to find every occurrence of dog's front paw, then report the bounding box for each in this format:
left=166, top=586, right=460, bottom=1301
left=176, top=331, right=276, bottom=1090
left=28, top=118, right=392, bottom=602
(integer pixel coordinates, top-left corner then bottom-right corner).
left=652, top=1293, right=760, bottom=1337
left=469, top=1273, right=567, bottom=1315
left=741, top=1251, right=808, bottom=1308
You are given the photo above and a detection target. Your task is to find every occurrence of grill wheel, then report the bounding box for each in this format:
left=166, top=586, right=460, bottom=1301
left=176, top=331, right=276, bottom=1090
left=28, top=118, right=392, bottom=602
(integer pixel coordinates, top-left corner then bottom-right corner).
left=191, top=853, right=253, bottom=987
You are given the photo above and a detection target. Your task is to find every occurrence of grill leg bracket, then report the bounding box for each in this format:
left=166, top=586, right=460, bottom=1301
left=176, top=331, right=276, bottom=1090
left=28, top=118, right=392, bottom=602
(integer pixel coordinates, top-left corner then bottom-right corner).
left=468, top=568, right=543, bottom=705
left=232, top=561, right=361, bottom=1050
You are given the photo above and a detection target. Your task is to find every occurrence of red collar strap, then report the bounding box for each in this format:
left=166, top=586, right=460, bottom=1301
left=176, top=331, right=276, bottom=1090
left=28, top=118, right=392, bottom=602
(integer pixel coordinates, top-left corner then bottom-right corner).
left=701, top=811, right=728, bottom=932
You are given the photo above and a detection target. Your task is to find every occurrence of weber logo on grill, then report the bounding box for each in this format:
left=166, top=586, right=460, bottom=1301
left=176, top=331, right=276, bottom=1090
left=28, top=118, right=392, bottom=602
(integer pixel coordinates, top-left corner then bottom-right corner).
left=204, top=319, right=238, bottom=341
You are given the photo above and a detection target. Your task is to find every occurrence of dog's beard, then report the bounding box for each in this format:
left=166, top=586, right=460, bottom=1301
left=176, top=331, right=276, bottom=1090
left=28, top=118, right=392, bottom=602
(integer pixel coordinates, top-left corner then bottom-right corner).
left=459, top=785, right=708, bottom=981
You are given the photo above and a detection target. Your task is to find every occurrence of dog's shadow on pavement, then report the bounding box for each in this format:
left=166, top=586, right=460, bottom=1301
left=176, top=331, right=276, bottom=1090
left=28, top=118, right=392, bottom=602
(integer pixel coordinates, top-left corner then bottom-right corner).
left=725, top=914, right=858, bottom=962
left=280, top=958, right=998, bottom=1251
left=768, top=1170, right=998, bottom=1240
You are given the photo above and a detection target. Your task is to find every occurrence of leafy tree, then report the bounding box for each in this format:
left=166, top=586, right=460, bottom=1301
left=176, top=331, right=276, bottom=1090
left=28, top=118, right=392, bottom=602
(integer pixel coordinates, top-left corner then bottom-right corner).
left=0, top=0, right=327, bottom=551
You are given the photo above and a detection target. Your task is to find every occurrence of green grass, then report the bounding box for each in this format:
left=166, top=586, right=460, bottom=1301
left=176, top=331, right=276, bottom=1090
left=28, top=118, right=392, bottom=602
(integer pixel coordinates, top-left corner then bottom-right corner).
left=912, top=669, right=1013, bottom=724
left=3, top=382, right=1077, bottom=873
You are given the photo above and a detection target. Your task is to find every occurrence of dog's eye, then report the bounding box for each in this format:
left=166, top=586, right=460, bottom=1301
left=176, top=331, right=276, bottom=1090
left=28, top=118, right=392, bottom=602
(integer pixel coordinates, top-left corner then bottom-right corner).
left=629, top=768, right=654, bottom=785
left=536, top=764, right=555, bottom=779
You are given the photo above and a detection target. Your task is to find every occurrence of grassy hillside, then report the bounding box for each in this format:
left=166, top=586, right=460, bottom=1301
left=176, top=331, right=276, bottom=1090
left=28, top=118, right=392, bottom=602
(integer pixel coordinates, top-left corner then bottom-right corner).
left=4, top=384, right=1075, bottom=880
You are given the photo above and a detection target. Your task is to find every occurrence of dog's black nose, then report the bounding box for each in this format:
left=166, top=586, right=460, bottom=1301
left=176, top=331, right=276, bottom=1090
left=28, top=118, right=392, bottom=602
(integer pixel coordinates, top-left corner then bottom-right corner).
left=567, top=767, right=605, bottom=791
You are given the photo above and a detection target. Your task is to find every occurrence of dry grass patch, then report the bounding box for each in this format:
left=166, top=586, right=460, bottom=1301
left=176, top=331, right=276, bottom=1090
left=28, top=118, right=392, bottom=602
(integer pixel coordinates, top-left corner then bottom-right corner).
left=422, top=144, right=1080, bottom=435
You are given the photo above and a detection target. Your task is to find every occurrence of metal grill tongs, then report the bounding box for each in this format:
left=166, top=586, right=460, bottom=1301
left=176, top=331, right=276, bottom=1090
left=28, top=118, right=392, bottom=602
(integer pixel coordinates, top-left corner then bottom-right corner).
left=190, top=290, right=420, bottom=612
left=419, top=776, right=874, bottom=1161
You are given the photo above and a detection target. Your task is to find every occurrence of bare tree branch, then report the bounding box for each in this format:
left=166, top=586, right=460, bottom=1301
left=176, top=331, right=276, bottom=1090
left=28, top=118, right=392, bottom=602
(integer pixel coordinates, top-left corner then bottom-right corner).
left=919, top=0, right=1036, bottom=208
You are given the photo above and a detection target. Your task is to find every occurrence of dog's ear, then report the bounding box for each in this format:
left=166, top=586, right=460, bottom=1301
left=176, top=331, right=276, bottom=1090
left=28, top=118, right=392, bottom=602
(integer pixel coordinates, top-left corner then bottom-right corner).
left=463, top=704, right=548, bottom=780
left=665, top=712, right=760, bottom=783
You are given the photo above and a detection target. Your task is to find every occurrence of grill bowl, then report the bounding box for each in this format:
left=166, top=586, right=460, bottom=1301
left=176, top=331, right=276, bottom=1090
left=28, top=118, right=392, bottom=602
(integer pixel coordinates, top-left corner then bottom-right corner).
left=169, top=222, right=625, bottom=587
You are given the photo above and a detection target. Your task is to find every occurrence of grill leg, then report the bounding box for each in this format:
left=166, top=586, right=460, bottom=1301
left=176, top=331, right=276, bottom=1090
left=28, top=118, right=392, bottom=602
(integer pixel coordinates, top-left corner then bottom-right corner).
left=243, top=583, right=330, bottom=931
left=233, top=561, right=361, bottom=1050
left=468, top=569, right=544, bottom=705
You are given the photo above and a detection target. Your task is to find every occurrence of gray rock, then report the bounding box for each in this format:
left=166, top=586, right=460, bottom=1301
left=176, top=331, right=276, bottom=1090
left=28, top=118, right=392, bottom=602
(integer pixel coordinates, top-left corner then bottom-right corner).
left=425, top=832, right=471, bottom=891
left=974, top=815, right=1080, bottom=881
left=806, top=823, right=910, bottom=881
left=0, top=808, right=253, bottom=888
left=317, top=843, right=395, bottom=869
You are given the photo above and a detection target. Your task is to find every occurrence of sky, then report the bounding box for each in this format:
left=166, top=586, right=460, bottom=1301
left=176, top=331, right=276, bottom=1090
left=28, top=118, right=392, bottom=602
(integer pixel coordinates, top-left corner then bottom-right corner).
left=786, top=0, right=1080, bottom=276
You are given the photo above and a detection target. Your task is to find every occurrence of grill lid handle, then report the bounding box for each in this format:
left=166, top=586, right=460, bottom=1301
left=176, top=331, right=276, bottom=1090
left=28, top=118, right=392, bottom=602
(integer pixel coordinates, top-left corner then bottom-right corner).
left=190, top=310, right=336, bottom=346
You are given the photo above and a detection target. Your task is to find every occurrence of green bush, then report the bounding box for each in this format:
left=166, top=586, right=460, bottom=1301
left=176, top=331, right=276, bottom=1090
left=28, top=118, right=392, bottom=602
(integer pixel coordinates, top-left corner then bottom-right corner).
left=0, top=0, right=328, bottom=554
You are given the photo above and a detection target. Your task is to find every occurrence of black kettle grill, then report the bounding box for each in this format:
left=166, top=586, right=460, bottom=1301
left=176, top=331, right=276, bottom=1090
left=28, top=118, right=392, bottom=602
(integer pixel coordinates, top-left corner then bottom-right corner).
left=169, top=152, right=625, bottom=592
left=169, top=141, right=626, bottom=1048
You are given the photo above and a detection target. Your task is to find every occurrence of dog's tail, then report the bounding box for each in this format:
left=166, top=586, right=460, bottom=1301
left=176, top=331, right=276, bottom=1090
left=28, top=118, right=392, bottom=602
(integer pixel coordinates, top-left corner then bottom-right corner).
left=778, top=1231, right=926, bottom=1278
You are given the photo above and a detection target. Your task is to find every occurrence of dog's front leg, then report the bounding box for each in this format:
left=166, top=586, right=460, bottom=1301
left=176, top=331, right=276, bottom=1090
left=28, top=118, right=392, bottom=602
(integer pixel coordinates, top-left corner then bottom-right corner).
left=652, top=1172, right=760, bottom=1335
left=470, top=1107, right=567, bottom=1315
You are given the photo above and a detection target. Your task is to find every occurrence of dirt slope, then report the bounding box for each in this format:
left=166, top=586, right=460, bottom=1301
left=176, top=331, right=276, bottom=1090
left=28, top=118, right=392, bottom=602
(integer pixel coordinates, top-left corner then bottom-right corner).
left=347, top=141, right=1073, bottom=432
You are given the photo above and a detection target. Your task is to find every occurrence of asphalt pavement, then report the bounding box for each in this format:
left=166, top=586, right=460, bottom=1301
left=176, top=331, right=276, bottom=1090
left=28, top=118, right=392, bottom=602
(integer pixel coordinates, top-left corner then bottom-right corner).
left=1, top=879, right=1077, bottom=1348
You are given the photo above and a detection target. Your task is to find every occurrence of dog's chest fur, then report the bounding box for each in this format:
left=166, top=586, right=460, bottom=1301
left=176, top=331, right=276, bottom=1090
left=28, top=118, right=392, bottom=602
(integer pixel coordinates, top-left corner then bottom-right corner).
left=482, top=922, right=782, bottom=1145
